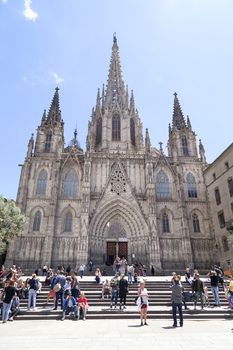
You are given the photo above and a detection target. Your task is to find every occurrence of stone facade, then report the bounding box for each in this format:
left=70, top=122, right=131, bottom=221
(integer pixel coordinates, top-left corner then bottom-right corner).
left=204, top=143, right=233, bottom=269
left=5, top=36, right=215, bottom=273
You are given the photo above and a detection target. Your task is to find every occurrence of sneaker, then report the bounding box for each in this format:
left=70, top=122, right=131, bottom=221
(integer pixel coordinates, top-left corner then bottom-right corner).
left=144, top=322, right=148, bottom=326
left=140, top=321, right=143, bottom=326
left=180, top=323, right=183, bottom=327
left=2, top=321, right=7, bottom=324
left=83, top=317, right=86, bottom=321
left=172, top=324, right=177, bottom=327
left=61, top=317, right=65, bottom=321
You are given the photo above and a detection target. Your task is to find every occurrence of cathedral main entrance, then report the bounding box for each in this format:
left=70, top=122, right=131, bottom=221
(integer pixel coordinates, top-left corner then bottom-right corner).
left=106, top=241, right=128, bottom=265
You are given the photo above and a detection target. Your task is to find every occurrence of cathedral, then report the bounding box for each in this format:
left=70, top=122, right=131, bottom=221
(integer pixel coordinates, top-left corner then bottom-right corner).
left=6, top=36, right=215, bottom=273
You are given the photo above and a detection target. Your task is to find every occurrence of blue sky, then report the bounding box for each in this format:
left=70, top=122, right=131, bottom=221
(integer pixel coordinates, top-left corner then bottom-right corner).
left=0, top=0, right=233, bottom=199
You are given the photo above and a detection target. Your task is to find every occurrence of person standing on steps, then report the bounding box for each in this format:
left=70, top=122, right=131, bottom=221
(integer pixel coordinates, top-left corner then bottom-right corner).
left=79, top=264, right=85, bottom=279
left=53, top=270, right=66, bottom=310
left=137, top=281, right=149, bottom=326
left=119, top=274, right=128, bottom=309
left=110, top=274, right=119, bottom=309
left=171, top=276, right=183, bottom=327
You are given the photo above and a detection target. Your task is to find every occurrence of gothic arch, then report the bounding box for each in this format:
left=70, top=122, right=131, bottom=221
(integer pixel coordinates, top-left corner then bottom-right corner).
left=159, top=208, right=174, bottom=234
left=89, top=198, right=149, bottom=264
left=190, top=208, right=203, bottom=234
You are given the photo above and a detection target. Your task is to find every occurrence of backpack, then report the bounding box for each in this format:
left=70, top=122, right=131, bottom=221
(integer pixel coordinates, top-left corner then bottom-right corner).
left=110, top=279, right=117, bottom=288
left=33, top=280, right=39, bottom=291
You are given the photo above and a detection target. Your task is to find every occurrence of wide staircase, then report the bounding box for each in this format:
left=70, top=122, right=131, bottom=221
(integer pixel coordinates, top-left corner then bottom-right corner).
left=15, top=279, right=232, bottom=321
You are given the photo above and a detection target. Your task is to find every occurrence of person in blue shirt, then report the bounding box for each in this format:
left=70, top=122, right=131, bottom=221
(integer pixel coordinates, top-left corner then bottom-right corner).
left=61, top=291, right=78, bottom=321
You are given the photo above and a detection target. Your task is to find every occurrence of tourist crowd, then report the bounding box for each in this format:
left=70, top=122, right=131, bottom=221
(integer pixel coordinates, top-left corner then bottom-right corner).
left=0, top=260, right=232, bottom=326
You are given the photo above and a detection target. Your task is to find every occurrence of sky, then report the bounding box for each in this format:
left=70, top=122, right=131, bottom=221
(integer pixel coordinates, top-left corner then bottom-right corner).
left=0, top=0, right=233, bottom=199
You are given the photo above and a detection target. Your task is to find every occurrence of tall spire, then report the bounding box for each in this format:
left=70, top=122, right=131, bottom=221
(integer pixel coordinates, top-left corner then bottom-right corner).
left=105, top=33, right=126, bottom=108
left=47, top=87, right=62, bottom=123
left=172, top=92, right=186, bottom=130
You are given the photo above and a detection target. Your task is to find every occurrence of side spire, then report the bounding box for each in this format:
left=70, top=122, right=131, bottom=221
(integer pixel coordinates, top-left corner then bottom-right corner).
left=47, top=87, right=62, bottom=123
left=172, top=92, right=186, bottom=130
left=105, top=33, right=126, bottom=108
left=145, top=128, right=151, bottom=153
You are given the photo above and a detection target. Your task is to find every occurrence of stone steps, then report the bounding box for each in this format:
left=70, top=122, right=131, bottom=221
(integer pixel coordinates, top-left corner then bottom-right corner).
left=15, top=280, right=232, bottom=321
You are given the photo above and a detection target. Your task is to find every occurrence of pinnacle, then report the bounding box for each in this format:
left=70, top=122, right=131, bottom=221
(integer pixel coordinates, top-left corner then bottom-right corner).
left=47, top=87, right=62, bottom=123
left=172, top=93, right=186, bottom=130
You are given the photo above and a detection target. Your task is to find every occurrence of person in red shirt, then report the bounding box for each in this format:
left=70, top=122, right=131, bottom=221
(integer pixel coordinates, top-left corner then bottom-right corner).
left=77, top=292, right=88, bottom=320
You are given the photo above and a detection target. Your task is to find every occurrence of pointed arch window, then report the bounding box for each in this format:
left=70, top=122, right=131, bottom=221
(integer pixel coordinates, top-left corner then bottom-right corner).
left=96, top=117, right=102, bottom=146
left=36, top=170, right=48, bottom=196
left=181, top=136, right=189, bottom=156
left=192, top=214, right=200, bottom=233
left=45, top=132, right=52, bottom=152
left=162, top=213, right=170, bottom=233
left=64, top=212, right=73, bottom=232
left=156, top=170, right=171, bottom=199
left=63, top=169, right=78, bottom=198
left=112, top=114, right=121, bottom=141
left=187, top=173, right=197, bottom=198
left=130, top=118, right=136, bottom=146
left=33, top=211, right=41, bottom=231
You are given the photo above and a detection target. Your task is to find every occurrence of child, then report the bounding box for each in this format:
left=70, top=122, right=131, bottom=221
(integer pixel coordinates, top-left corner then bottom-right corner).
left=77, top=292, right=88, bottom=320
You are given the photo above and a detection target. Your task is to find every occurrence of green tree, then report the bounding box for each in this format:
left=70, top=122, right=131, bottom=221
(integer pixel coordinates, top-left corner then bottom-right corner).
left=0, top=195, right=25, bottom=254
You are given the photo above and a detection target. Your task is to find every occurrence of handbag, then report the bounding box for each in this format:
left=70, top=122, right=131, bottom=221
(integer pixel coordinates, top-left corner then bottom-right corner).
left=53, top=282, right=61, bottom=292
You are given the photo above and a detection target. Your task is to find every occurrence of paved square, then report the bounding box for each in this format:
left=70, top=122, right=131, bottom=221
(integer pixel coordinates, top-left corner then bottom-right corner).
left=1, top=319, right=232, bottom=350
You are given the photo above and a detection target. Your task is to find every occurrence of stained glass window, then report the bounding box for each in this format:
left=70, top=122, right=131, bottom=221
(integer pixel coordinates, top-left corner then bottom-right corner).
left=33, top=211, right=41, bottom=231
left=63, top=170, right=77, bottom=198
left=36, top=170, right=48, bottom=196
left=156, top=170, right=171, bottom=199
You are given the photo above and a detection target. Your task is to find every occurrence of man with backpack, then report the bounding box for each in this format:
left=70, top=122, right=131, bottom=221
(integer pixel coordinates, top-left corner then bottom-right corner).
left=110, top=274, right=119, bottom=309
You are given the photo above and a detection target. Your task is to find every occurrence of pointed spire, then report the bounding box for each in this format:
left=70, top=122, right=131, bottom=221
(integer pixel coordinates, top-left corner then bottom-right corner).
left=187, top=115, right=192, bottom=129
left=105, top=34, right=126, bottom=108
left=47, top=87, right=62, bottom=123
left=145, top=128, right=151, bottom=153
left=27, top=133, right=34, bottom=157
left=172, top=92, right=186, bottom=130
left=95, top=88, right=101, bottom=113
left=101, top=84, right=105, bottom=113
left=41, top=109, right=46, bottom=122
left=199, top=139, right=206, bottom=163
left=69, top=127, right=82, bottom=151
left=130, top=90, right=135, bottom=114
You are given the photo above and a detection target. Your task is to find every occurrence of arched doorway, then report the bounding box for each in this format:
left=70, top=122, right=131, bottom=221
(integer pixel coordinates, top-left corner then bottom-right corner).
left=88, top=199, right=149, bottom=266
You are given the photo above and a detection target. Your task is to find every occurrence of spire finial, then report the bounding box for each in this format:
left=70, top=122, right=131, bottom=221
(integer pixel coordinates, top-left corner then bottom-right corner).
left=174, top=92, right=177, bottom=97
left=113, top=32, right=117, bottom=43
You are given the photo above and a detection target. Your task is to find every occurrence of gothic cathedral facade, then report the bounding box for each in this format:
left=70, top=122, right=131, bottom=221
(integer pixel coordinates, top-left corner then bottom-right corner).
left=6, top=37, right=215, bottom=273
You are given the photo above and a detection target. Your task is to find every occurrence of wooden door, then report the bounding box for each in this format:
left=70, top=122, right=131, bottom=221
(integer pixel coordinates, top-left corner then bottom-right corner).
left=118, top=242, right=128, bottom=260
left=107, top=242, right=116, bottom=265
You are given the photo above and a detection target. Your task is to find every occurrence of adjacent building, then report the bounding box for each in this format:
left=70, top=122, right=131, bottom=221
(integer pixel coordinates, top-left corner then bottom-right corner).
left=204, top=143, right=233, bottom=269
left=5, top=36, right=215, bottom=273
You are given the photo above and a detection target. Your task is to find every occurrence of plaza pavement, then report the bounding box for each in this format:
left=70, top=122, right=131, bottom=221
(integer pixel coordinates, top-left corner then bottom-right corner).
left=0, top=319, right=232, bottom=350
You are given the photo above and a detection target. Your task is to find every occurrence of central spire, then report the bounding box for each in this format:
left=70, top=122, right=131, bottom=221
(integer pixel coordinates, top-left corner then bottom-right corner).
left=105, top=33, right=126, bottom=109
left=47, top=87, right=62, bottom=123
left=172, top=92, right=186, bottom=130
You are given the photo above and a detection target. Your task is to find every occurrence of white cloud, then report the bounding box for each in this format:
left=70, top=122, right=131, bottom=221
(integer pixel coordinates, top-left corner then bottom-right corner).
left=23, top=0, right=38, bottom=22
left=49, top=70, right=64, bottom=85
